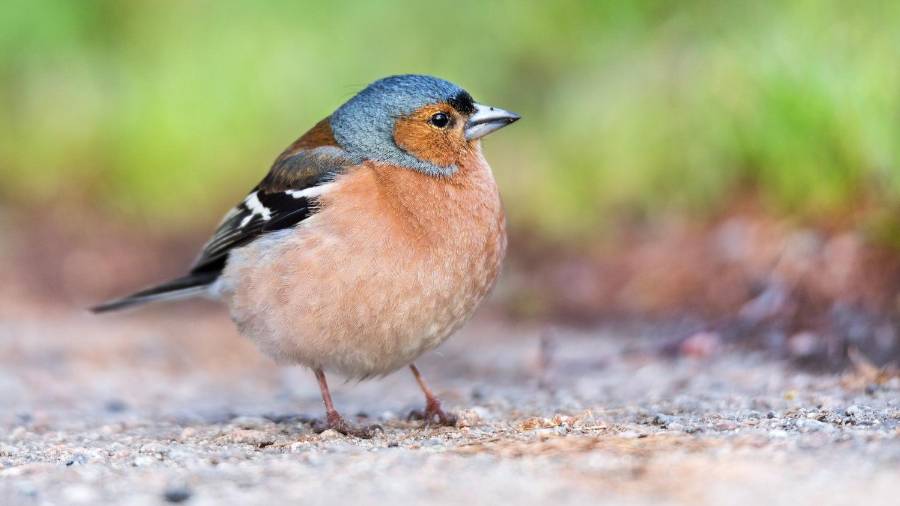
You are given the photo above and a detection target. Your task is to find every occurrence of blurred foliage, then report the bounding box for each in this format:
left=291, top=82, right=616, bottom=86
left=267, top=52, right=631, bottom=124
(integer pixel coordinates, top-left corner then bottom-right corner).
left=2, top=0, right=900, bottom=240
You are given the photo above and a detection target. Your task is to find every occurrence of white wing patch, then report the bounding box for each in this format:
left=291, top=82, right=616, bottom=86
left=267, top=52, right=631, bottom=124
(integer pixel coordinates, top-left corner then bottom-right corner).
left=285, top=183, right=335, bottom=200
left=240, top=192, right=273, bottom=227
left=235, top=184, right=336, bottom=229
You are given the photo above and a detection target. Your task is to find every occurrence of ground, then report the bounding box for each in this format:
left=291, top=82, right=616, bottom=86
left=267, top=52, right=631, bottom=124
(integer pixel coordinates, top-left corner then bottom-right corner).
left=1, top=306, right=898, bottom=506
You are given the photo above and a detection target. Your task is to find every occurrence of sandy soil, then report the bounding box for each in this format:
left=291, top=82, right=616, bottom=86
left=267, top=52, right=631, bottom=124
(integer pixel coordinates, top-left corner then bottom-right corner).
left=1, top=305, right=898, bottom=506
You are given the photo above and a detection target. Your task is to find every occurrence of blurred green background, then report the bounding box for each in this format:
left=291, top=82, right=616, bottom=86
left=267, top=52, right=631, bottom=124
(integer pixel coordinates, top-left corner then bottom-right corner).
left=2, top=0, right=899, bottom=241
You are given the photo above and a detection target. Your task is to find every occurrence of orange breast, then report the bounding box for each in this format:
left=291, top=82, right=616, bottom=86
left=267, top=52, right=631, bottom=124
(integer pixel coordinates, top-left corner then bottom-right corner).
left=221, top=147, right=506, bottom=378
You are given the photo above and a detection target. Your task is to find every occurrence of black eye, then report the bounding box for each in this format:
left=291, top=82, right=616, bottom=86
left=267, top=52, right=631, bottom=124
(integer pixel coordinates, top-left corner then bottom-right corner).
left=429, top=112, right=450, bottom=128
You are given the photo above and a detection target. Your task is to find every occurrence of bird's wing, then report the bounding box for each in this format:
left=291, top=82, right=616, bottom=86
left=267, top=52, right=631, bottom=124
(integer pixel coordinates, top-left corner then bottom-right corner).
left=90, top=117, right=362, bottom=313
left=189, top=118, right=361, bottom=276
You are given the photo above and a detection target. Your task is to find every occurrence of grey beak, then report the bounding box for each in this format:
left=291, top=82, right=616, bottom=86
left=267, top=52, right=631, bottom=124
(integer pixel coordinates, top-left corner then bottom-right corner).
left=465, top=103, right=521, bottom=141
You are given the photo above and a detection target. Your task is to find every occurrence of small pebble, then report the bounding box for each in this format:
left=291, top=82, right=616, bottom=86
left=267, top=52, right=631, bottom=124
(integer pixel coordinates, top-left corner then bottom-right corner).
left=104, top=399, right=129, bottom=413
left=318, top=429, right=341, bottom=440
left=65, top=453, right=88, bottom=466
left=456, top=409, right=483, bottom=428
left=163, top=485, right=192, bottom=503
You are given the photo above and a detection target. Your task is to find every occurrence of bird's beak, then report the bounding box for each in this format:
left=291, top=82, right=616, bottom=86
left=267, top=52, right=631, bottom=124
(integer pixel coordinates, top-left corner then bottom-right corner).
left=465, top=103, right=521, bottom=141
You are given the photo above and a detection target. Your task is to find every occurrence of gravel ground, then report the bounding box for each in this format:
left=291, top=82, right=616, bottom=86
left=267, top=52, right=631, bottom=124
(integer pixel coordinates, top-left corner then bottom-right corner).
left=1, top=306, right=898, bottom=506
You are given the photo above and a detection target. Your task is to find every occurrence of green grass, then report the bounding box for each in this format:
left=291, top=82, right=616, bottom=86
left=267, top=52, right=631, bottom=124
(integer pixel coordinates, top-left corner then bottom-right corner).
left=2, top=0, right=900, bottom=240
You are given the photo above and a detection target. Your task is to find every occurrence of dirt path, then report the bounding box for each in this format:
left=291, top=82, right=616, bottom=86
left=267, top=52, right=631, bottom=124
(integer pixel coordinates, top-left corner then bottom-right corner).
left=1, top=308, right=898, bottom=505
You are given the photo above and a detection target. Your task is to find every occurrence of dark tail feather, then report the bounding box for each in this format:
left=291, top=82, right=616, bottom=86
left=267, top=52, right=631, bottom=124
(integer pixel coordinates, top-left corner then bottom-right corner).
left=90, top=272, right=219, bottom=313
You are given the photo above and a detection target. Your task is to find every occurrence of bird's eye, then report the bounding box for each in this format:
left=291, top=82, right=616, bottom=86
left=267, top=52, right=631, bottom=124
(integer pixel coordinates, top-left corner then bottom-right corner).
left=429, top=112, right=450, bottom=128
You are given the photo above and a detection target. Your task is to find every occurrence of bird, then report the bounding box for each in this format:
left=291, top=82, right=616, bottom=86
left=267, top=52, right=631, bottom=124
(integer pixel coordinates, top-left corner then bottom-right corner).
left=92, top=74, right=520, bottom=437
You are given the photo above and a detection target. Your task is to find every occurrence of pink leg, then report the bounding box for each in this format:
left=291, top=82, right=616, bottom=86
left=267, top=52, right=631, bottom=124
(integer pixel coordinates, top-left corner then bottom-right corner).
left=313, top=368, right=378, bottom=438
left=409, top=364, right=457, bottom=426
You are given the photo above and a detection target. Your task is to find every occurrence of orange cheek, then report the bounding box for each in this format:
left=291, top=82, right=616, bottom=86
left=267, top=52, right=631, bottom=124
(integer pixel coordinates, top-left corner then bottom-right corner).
left=394, top=111, right=469, bottom=168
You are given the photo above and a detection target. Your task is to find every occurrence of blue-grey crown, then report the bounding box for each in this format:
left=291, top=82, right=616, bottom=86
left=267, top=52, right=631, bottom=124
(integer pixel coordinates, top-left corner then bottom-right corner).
left=330, top=75, right=469, bottom=176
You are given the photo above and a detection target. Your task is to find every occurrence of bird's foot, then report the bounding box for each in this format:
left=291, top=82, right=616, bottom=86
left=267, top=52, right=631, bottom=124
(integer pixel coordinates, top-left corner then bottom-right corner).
left=313, top=412, right=381, bottom=439
left=408, top=399, right=458, bottom=427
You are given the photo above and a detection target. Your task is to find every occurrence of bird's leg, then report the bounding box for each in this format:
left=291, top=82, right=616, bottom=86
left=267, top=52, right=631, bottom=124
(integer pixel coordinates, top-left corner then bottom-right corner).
left=408, top=364, right=457, bottom=426
left=312, top=368, right=377, bottom=438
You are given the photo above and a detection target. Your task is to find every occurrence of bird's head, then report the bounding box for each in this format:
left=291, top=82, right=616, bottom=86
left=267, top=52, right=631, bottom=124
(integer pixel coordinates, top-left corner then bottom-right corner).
left=330, top=75, right=520, bottom=176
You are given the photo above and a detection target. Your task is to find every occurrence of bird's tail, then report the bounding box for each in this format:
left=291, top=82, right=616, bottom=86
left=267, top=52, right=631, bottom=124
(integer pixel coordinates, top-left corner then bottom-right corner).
left=90, top=272, right=219, bottom=313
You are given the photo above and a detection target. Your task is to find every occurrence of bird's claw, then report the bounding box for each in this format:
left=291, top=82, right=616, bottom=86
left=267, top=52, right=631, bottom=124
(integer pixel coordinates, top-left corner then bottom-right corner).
left=408, top=401, right=458, bottom=427
left=313, top=413, right=382, bottom=439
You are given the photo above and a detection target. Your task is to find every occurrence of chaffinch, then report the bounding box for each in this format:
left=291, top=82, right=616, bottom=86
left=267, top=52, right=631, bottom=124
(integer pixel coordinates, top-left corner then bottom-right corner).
left=93, top=74, right=519, bottom=437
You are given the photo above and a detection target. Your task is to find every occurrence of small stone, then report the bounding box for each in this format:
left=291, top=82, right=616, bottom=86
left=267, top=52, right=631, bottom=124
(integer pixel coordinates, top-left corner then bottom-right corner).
left=104, top=399, right=129, bottom=413
left=163, top=485, right=192, bottom=503
left=519, top=418, right=543, bottom=431
left=65, top=453, right=88, bottom=466
left=318, top=429, right=341, bottom=439
left=667, top=422, right=685, bottom=432
left=455, top=409, right=483, bottom=428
